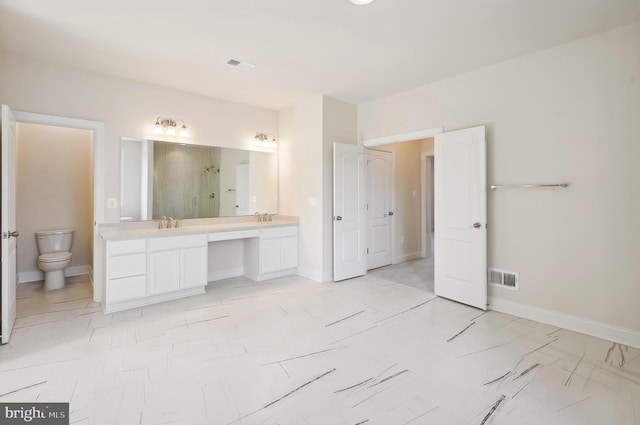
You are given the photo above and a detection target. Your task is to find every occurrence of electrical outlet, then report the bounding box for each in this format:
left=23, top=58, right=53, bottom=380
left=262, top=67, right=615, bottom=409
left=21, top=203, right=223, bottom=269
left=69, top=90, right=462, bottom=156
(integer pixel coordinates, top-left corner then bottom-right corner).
left=107, top=198, right=117, bottom=209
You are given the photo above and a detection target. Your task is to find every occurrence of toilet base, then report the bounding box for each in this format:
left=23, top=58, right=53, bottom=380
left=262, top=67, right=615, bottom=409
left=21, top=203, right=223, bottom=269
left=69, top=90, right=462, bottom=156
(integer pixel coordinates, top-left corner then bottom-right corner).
left=43, top=270, right=66, bottom=291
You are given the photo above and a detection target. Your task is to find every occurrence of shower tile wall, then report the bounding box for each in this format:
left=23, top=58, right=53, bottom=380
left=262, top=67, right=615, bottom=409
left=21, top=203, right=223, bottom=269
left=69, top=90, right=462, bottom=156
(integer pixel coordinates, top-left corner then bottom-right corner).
left=153, top=143, right=221, bottom=219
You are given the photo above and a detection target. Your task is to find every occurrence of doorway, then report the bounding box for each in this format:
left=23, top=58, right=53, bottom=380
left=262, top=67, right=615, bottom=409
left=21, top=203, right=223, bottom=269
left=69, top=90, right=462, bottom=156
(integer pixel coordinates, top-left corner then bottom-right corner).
left=15, top=122, right=95, bottom=315
left=13, top=110, right=106, bottom=302
left=365, top=139, right=435, bottom=292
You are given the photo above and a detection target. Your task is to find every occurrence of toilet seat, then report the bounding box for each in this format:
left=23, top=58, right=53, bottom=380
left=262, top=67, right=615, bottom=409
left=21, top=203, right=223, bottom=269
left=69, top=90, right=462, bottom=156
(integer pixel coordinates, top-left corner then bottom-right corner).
left=38, top=251, right=72, bottom=263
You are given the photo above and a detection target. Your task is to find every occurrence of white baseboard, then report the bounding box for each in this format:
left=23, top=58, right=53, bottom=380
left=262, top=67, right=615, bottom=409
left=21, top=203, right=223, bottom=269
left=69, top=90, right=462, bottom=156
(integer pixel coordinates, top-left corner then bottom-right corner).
left=18, top=265, right=92, bottom=284
left=489, top=297, right=640, bottom=349
left=296, top=266, right=331, bottom=282
left=393, top=251, right=423, bottom=265
left=208, top=267, right=244, bottom=282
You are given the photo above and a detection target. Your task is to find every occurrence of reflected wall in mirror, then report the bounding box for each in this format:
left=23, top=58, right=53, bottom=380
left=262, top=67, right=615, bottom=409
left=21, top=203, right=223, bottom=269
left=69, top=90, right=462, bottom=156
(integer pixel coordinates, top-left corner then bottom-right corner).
left=120, top=138, right=277, bottom=221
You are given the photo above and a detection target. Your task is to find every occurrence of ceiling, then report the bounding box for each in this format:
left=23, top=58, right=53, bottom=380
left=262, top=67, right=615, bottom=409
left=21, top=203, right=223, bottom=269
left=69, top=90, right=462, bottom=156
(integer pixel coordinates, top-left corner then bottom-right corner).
left=0, top=0, right=638, bottom=111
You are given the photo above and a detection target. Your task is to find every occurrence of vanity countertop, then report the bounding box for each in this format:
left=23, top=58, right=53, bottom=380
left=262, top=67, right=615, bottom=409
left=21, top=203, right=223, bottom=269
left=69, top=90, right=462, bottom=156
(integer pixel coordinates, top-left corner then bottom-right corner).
left=99, top=218, right=298, bottom=241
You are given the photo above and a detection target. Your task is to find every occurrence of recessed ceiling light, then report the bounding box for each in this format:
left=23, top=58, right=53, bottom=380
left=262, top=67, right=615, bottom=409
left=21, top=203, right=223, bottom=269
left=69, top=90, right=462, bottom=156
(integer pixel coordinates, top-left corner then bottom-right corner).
left=349, top=0, right=374, bottom=4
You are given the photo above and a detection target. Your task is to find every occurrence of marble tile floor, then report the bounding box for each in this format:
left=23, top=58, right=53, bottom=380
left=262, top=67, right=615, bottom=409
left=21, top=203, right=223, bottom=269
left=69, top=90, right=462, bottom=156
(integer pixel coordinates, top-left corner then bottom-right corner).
left=368, top=257, right=434, bottom=294
left=1, top=272, right=639, bottom=425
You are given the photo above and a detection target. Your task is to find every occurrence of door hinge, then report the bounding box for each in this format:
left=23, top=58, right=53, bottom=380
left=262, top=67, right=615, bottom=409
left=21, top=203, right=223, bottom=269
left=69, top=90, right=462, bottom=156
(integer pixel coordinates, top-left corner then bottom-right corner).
left=366, top=248, right=369, bottom=254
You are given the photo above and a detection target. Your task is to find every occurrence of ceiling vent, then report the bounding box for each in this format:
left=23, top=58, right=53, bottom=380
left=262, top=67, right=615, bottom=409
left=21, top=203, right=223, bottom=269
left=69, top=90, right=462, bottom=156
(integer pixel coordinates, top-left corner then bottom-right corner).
left=225, top=58, right=255, bottom=71
left=488, top=268, right=519, bottom=290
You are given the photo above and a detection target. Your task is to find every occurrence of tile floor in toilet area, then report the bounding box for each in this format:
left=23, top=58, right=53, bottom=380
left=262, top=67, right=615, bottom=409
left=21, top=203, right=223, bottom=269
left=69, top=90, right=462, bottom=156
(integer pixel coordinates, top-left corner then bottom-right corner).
left=1, top=263, right=639, bottom=425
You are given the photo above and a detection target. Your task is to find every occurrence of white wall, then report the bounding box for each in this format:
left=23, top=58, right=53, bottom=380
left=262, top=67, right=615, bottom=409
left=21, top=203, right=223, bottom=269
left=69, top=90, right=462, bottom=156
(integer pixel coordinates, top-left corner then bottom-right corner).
left=278, top=96, right=324, bottom=280
left=359, top=23, right=640, bottom=333
left=278, top=96, right=357, bottom=281
left=0, top=51, right=279, bottom=223
left=16, top=123, right=93, bottom=279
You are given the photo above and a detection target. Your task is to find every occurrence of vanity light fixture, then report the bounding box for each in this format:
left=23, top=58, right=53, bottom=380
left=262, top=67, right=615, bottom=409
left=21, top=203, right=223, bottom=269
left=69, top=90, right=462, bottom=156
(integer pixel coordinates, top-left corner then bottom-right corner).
left=153, top=117, right=189, bottom=137
left=349, top=0, right=375, bottom=4
left=254, top=132, right=277, bottom=148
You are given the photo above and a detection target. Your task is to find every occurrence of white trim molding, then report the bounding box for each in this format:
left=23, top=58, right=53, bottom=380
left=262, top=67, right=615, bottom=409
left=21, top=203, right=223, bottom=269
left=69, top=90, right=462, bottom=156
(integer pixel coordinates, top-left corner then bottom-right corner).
left=489, top=297, right=640, bottom=349
left=362, top=127, right=443, bottom=148
left=297, top=266, right=332, bottom=283
left=19, top=265, right=92, bottom=284
left=393, top=251, right=423, bottom=265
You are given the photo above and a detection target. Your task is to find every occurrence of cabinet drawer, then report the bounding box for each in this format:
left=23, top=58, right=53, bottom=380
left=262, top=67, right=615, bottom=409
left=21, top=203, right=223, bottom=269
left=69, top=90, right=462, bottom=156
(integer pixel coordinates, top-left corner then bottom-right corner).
left=148, top=234, right=207, bottom=251
left=110, top=239, right=146, bottom=255
left=108, top=275, right=146, bottom=303
left=261, top=225, right=298, bottom=239
left=110, top=253, right=146, bottom=279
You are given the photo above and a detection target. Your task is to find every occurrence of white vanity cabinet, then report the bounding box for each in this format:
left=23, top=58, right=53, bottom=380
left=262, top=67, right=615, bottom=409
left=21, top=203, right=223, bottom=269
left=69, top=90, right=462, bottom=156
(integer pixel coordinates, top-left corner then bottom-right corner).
left=245, top=225, right=298, bottom=281
left=101, top=221, right=298, bottom=313
left=105, top=239, right=147, bottom=304
left=148, top=234, right=207, bottom=294
left=103, top=233, right=207, bottom=313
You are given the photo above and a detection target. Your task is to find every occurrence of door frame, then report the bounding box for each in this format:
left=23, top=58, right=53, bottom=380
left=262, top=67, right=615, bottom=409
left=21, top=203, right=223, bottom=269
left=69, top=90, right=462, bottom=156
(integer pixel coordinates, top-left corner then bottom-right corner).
left=420, top=152, right=434, bottom=259
left=13, top=111, right=106, bottom=303
left=363, top=127, right=442, bottom=263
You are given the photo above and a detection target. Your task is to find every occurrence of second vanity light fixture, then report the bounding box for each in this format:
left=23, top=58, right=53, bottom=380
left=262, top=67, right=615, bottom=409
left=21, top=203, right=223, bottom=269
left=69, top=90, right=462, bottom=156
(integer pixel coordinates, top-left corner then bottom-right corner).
left=254, top=131, right=277, bottom=148
left=153, top=117, right=189, bottom=137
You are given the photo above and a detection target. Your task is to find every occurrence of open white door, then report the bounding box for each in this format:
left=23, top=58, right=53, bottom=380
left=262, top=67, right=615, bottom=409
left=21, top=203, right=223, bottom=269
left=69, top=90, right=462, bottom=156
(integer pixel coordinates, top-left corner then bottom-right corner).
left=333, top=143, right=366, bottom=281
left=1, top=105, right=18, bottom=344
left=367, top=150, right=393, bottom=270
left=434, top=126, right=487, bottom=310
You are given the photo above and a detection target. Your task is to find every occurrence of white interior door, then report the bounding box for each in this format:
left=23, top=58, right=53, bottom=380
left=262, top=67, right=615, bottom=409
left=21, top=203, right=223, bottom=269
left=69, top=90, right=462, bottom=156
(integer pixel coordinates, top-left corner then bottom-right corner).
left=367, top=150, right=392, bottom=269
left=333, top=143, right=366, bottom=281
left=1, top=105, right=18, bottom=344
left=434, top=126, right=487, bottom=310
left=235, top=163, right=249, bottom=215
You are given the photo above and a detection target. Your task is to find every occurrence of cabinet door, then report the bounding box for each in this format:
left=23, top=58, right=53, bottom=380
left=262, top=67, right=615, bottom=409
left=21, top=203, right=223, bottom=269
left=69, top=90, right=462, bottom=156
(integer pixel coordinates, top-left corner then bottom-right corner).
left=149, top=250, right=180, bottom=294
left=260, top=238, right=282, bottom=274
left=280, top=236, right=298, bottom=270
left=180, top=246, right=207, bottom=289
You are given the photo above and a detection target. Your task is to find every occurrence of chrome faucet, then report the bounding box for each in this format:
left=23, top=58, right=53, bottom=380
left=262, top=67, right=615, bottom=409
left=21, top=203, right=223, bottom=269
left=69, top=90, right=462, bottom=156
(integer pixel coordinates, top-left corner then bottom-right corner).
left=255, top=212, right=274, bottom=223
left=158, top=216, right=178, bottom=228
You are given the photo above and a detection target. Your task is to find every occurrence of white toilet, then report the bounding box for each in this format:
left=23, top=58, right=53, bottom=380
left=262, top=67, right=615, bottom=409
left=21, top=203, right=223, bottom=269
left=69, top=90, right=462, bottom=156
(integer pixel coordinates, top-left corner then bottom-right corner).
left=36, top=229, right=74, bottom=291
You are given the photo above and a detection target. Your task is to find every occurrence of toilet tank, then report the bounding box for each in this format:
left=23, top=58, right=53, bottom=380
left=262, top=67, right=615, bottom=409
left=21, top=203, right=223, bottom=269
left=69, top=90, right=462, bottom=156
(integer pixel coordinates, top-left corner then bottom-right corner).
left=35, top=229, right=74, bottom=254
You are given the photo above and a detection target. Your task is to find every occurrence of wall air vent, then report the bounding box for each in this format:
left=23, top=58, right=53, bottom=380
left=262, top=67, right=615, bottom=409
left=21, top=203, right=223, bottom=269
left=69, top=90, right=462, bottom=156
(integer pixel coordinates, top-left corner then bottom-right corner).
left=488, top=268, right=519, bottom=290
left=225, top=58, right=255, bottom=71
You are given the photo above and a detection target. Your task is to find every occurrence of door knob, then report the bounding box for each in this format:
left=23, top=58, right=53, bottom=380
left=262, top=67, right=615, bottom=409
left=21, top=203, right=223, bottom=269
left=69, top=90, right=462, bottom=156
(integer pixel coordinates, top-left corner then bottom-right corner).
left=473, top=222, right=482, bottom=229
left=3, top=231, right=19, bottom=239
left=388, top=212, right=394, bottom=216
left=335, top=216, right=343, bottom=221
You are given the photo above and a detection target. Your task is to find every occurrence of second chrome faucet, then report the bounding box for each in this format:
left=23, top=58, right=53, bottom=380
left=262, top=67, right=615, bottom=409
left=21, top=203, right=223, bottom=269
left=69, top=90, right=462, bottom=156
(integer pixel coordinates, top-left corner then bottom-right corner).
left=255, top=212, right=274, bottom=223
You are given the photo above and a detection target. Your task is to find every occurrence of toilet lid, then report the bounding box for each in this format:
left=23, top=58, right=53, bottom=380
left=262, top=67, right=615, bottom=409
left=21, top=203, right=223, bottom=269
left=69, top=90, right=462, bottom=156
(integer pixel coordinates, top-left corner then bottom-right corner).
left=39, top=252, right=72, bottom=263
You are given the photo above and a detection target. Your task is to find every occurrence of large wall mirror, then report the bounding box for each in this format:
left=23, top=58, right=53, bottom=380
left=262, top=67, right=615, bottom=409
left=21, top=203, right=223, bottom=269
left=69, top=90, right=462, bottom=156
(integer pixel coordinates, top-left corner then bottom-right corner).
left=120, top=137, right=277, bottom=221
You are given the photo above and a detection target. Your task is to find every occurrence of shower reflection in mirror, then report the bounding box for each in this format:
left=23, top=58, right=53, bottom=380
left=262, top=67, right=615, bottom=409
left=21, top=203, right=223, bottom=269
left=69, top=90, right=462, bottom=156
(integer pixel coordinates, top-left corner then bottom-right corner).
left=120, top=138, right=277, bottom=221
